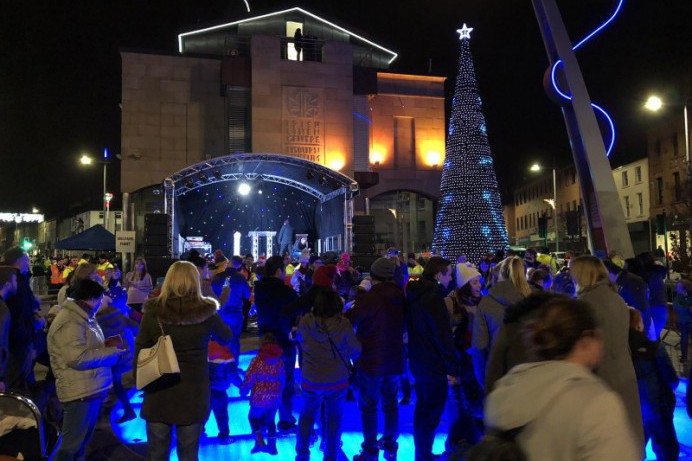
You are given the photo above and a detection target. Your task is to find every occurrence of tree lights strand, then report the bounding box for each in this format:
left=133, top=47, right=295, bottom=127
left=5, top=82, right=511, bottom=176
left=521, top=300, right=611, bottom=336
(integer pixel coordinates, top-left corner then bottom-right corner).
left=549, top=0, right=624, bottom=156
left=432, top=28, right=508, bottom=263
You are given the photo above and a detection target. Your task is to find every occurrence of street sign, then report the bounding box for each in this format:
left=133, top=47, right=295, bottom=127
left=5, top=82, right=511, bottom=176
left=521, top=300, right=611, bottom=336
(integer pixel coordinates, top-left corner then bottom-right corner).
left=116, top=231, right=136, bottom=253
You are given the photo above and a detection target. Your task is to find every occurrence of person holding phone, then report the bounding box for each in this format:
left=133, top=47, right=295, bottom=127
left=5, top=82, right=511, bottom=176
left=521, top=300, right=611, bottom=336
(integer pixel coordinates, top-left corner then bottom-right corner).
left=48, top=279, right=126, bottom=461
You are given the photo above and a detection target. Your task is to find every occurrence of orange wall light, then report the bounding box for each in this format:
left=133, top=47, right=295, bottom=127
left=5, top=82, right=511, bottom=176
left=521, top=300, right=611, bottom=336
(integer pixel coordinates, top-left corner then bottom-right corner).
left=328, top=156, right=345, bottom=171
left=370, top=151, right=384, bottom=165
left=426, top=151, right=442, bottom=168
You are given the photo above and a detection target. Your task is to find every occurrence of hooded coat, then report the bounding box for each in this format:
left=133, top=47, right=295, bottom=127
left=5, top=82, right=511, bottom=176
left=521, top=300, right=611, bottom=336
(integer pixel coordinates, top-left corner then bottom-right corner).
left=472, top=280, right=527, bottom=387
left=578, top=282, right=645, bottom=452
left=485, top=361, right=641, bottom=461
left=297, top=313, right=361, bottom=391
left=134, top=294, right=233, bottom=425
left=405, top=277, right=459, bottom=382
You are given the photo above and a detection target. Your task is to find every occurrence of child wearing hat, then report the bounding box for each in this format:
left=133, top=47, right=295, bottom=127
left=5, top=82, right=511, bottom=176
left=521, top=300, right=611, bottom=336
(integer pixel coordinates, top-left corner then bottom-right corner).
left=241, top=333, right=286, bottom=455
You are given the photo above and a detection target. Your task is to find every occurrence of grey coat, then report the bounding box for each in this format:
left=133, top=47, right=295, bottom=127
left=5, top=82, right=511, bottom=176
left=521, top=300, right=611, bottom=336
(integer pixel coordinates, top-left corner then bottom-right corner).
left=579, top=282, right=645, bottom=453
left=47, top=299, right=121, bottom=402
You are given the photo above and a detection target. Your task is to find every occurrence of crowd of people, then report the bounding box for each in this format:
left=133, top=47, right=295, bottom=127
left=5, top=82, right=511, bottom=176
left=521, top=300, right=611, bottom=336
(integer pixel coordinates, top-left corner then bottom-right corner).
left=0, top=243, right=691, bottom=461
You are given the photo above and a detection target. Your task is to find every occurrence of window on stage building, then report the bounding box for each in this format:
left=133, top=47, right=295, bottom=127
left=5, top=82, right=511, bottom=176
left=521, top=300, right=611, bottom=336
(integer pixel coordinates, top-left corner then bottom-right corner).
left=370, top=190, right=435, bottom=255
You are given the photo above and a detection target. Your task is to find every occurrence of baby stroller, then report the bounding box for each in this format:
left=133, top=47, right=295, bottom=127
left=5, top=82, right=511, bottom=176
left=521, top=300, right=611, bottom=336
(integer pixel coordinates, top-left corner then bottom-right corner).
left=0, top=392, right=60, bottom=460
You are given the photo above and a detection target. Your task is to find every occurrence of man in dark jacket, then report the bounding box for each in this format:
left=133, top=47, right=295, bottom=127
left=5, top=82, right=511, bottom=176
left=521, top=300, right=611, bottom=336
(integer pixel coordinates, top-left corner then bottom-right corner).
left=277, top=219, right=294, bottom=256
left=406, top=256, right=459, bottom=461
left=4, top=247, right=41, bottom=392
left=253, top=255, right=299, bottom=432
left=604, top=260, right=652, bottom=334
left=212, top=256, right=251, bottom=366
left=346, top=258, right=405, bottom=461
left=0, top=266, right=18, bottom=393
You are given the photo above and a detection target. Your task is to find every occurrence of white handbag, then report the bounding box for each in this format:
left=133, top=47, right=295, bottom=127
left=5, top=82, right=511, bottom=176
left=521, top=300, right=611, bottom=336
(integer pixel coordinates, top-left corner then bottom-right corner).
left=136, top=317, right=180, bottom=390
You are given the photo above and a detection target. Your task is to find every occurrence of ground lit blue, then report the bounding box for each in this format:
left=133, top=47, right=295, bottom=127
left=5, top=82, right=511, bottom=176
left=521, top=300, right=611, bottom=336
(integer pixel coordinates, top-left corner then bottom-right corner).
left=112, top=350, right=692, bottom=460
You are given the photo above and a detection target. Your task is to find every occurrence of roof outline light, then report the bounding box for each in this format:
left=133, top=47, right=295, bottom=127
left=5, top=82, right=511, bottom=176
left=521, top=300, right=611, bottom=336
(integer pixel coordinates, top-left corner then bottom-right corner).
left=177, top=7, right=398, bottom=64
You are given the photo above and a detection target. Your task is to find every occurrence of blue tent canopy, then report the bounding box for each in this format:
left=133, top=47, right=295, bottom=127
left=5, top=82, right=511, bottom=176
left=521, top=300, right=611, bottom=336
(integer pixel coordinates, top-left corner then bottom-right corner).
left=55, top=225, right=115, bottom=251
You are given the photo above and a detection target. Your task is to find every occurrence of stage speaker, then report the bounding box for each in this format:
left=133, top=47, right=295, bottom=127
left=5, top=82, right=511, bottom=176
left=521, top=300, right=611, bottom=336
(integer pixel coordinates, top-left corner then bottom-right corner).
left=143, top=246, right=168, bottom=258
left=352, top=215, right=375, bottom=225
left=350, top=254, right=380, bottom=271
left=144, top=223, right=168, bottom=235
left=145, top=256, right=177, bottom=282
left=143, top=235, right=167, bottom=246
left=353, top=243, right=376, bottom=254
left=353, top=233, right=376, bottom=244
left=353, top=223, right=375, bottom=234
left=352, top=214, right=376, bottom=255
left=145, top=213, right=169, bottom=226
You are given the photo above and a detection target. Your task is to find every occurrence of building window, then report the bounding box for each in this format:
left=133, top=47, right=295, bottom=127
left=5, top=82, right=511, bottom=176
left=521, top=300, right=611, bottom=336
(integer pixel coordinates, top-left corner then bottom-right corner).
left=672, top=134, right=679, bottom=156
left=571, top=168, right=576, bottom=184
left=635, top=166, right=642, bottom=183
left=624, top=196, right=630, bottom=218
left=674, top=172, right=681, bottom=201
left=655, top=140, right=661, bottom=157
left=656, top=177, right=664, bottom=204
left=637, top=192, right=643, bottom=216
left=622, top=171, right=629, bottom=187
left=516, top=217, right=520, bottom=230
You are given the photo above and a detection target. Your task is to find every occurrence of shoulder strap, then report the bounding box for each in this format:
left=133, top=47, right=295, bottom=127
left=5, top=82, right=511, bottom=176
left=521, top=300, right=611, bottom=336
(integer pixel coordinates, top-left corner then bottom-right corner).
left=324, top=322, right=353, bottom=372
left=156, top=317, right=166, bottom=336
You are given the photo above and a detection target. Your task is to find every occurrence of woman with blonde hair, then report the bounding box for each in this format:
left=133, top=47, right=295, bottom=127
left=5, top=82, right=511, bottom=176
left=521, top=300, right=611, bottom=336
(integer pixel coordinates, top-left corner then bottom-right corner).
left=124, top=256, right=153, bottom=313
left=472, top=256, right=533, bottom=389
left=570, top=255, right=644, bottom=455
left=134, top=261, right=233, bottom=461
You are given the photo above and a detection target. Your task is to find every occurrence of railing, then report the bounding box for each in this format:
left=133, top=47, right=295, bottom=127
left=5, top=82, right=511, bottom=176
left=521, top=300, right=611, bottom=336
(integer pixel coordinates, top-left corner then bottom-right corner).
left=279, top=36, right=325, bottom=63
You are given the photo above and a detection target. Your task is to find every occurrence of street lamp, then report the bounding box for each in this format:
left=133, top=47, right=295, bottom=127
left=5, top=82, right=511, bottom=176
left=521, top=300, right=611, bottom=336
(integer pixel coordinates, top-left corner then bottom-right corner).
left=530, top=163, right=559, bottom=253
left=79, top=149, right=111, bottom=229
left=644, top=94, right=690, bottom=171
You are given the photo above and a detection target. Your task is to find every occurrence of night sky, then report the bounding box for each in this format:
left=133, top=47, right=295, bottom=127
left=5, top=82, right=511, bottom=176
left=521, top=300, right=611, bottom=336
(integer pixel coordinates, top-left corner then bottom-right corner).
left=1, top=0, right=689, bottom=217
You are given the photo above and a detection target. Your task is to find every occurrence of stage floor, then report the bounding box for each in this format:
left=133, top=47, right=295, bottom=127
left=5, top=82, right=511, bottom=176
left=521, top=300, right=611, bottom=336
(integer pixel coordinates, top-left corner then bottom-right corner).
left=110, top=347, right=692, bottom=461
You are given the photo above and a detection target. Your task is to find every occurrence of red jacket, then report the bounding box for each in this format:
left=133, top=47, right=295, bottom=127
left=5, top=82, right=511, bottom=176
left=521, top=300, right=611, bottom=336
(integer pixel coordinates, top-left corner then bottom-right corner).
left=241, top=344, right=285, bottom=408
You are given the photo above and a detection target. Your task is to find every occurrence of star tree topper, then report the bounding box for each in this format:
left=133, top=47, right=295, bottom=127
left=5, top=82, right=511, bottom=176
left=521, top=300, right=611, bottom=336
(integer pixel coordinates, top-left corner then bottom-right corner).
left=457, top=24, right=473, bottom=40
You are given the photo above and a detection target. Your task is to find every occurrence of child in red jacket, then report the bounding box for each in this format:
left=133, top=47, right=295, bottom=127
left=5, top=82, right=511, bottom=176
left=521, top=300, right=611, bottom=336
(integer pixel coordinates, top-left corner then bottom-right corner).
left=241, top=333, right=285, bottom=455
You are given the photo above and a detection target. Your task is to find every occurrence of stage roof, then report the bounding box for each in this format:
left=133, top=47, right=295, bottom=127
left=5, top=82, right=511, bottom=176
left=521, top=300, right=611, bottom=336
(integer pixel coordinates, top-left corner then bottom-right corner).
left=166, top=153, right=359, bottom=203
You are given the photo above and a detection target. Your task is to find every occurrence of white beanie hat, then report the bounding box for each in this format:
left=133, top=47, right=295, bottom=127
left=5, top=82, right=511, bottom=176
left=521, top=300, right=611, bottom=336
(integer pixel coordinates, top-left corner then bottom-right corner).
left=456, top=263, right=481, bottom=288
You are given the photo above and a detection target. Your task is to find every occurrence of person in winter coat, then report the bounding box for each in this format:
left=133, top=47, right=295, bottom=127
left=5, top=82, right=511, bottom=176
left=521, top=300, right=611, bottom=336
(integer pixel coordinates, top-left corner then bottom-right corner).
left=628, top=309, right=679, bottom=461
left=277, top=219, right=294, bottom=257
left=134, top=261, right=233, bottom=461
left=484, top=297, right=641, bottom=461
left=570, top=255, right=645, bottom=456
left=674, top=280, right=692, bottom=363
left=345, top=257, right=405, bottom=461
left=48, top=279, right=126, bottom=461
left=4, top=247, right=41, bottom=392
left=472, top=256, right=532, bottom=388
left=638, top=252, right=668, bottom=339
left=0, top=266, right=17, bottom=393
left=443, top=263, right=485, bottom=452
left=295, top=289, right=361, bottom=461
left=405, top=257, right=459, bottom=461
left=241, top=333, right=286, bottom=455
left=603, top=259, right=652, bottom=335
left=484, top=291, right=558, bottom=393
left=254, top=256, right=299, bottom=432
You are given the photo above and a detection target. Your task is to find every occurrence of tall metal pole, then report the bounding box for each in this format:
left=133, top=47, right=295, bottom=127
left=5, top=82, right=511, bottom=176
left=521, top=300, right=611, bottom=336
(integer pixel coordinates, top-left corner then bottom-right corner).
left=552, top=167, right=559, bottom=253
left=103, top=162, right=107, bottom=229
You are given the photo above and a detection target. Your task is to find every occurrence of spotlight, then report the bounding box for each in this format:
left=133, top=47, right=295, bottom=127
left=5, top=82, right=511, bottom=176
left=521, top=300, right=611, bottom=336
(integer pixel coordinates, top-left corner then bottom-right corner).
left=331, top=181, right=340, bottom=191
left=185, top=179, right=194, bottom=188
left=318, top=175, right=327, bottom=185
left=213, top=170, right=222, bottom=179
left=238, top=183, right=251, bottom=196
left=199, top=173, right=208, bottom=183
left=306, top=170, right=315, bottom=180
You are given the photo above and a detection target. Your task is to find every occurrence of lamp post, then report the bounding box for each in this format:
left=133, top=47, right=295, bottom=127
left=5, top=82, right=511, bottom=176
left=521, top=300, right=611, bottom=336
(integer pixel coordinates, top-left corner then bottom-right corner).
left=645, top=95, right=691, bottom=267
left=80, top=149, right=110, bottom=229
left=530, top=163, right=559, bottom=253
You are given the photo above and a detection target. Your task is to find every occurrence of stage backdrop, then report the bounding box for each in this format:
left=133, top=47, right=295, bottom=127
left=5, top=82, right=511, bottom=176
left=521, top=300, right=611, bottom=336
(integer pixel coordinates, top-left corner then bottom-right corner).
left=175, top=180, right=343, bottom=256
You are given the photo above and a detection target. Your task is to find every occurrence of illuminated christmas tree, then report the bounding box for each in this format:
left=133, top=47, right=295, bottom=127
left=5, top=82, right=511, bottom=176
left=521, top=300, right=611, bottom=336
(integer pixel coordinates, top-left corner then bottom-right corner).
left=432, top=24, right=508, bottom=263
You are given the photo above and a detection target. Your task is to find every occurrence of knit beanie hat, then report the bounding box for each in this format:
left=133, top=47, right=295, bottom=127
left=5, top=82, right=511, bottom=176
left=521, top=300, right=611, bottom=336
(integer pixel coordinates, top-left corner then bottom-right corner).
left=456, top=263, right=481, bottom=288
left=313, top=265, right=338, bottom=287
left=370, top=257, right=395, bottom=280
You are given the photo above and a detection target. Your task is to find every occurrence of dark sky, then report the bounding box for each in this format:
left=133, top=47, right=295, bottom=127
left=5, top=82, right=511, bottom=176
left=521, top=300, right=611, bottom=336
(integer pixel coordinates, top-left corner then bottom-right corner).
left=0, top=0, right=690, bottom=217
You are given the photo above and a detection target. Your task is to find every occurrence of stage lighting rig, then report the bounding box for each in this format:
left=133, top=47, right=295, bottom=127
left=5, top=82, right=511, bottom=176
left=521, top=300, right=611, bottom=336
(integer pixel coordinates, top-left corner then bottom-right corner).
left=213, top=170, right=222, bottom=179
left=318, top=175, right=327, bottom=185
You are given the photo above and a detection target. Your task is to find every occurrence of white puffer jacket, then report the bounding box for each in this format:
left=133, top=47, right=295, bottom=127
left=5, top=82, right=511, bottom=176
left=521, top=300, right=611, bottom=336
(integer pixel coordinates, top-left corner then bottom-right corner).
left=47, top=299, right=121, bottom=403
